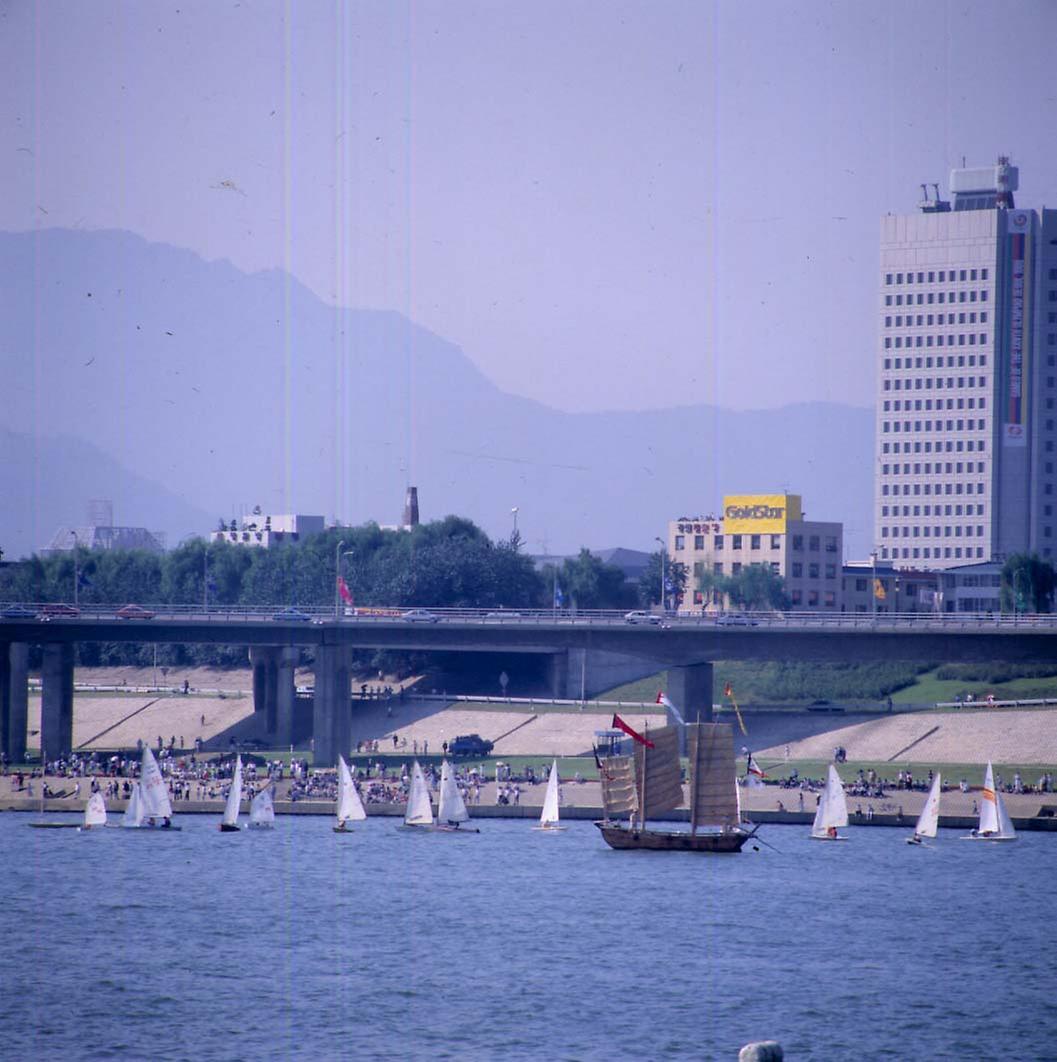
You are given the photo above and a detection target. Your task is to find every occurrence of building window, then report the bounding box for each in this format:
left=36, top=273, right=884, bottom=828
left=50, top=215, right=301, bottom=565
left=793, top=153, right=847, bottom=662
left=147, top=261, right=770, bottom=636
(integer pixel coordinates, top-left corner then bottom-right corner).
left=713, top=562, right=723, bottom=575
left=808, top=535, right=820, bottom=552
left=694, top=535, right=704, bottom=550
left=731, top=535, right=743, bottom=550
left=792, top=535, right=803, bottom=551
left=674, top=535, right=685, bottom=550
left=808, top=562, right=820, bottom=578
left=732, top=562, right=742, bottom=575
left=714, top=535, right=723, bottom=550
left=792, top=562, right=803, bottom=578
left=770, top=535, right=782, bottom=549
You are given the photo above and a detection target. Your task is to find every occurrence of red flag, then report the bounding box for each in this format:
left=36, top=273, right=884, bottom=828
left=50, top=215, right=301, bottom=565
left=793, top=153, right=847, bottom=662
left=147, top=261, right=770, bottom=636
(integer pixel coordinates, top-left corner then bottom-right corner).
left=337, top=576, right=353, bottom=605
left=724, top=682, right=733, bottom=698
left=612, top=713, right=654, bottom=749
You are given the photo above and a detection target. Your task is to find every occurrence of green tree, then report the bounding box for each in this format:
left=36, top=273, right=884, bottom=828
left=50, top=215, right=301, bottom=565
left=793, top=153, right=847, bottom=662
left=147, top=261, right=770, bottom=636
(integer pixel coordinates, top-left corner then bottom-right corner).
left=557, top=548, right=635, bottom=610
left=638, top=552, right=688, bottom=610
left=722, top=564, right=790, bottom=611
left=1000, top=552, right=1056, bottom=613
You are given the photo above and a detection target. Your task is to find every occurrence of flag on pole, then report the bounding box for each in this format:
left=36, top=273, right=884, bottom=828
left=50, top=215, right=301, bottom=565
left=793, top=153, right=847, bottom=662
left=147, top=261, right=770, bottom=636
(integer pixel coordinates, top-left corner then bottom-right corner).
left=873, top=578, right=886, bottom=600
left=553, top=585, right=564, bottom=608
left=722, top=681, right=748, bottom=737
left=337, top=576, right=353, bottom=605
left=655, top=690, right=685, bottom=726
left=747, top=753, right=766, bottom=778
left=612, top=713, right=654, bottom=749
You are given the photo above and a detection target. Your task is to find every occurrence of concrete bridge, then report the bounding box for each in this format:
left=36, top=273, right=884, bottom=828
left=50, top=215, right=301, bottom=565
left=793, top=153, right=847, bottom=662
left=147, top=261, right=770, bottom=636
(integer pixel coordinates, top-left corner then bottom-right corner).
left=3, top=605, right=1056, bottom=765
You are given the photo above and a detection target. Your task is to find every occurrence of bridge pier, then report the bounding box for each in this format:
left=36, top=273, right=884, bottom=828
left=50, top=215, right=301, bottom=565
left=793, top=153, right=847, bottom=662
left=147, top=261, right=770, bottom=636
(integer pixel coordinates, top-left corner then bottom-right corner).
left=312, top=645, right=351, bottom=767
left=249, top=647, right=279, bottom=735
left=547, top=648, right=664, bottom=701
left=277, top=648, right=299, bottom=747
left=41, top=643, right=75, bottom=763
left=1, top=643, right=29, bottom=764
left=667, top=662, right=714, bottom=726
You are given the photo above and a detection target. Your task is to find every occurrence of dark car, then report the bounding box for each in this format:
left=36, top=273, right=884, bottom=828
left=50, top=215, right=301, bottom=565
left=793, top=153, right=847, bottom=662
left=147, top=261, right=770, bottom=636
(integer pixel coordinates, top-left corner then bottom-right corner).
left=272, top=607, right=311, bottom=622
left=116, top=604, right=155, bottom=620
left=449, top=733, right=494, bottom=757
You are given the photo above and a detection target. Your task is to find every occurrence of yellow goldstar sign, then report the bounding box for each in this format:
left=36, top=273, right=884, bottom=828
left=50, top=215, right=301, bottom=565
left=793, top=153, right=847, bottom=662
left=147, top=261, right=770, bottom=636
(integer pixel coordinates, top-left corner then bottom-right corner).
left=722, top=494, right=802, bottom=534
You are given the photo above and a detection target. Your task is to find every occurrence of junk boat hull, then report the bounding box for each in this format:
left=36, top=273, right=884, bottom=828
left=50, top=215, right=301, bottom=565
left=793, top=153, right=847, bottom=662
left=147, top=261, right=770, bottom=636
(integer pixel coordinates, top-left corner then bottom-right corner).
left=594, top=821, right=749, bottom=853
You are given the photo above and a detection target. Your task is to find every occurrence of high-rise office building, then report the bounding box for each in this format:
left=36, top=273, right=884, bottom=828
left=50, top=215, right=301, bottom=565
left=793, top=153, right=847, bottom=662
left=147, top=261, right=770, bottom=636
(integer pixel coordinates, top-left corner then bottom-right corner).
left=875, top=157, right=1057, bottom=568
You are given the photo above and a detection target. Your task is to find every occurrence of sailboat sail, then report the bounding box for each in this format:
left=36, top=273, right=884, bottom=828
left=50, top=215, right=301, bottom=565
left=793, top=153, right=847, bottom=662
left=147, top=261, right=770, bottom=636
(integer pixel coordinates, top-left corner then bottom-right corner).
left=337, top=755, right=367, bottom=824
left=633, top=724, right=683, bottom=820
left=122, top=783, right=144, bottom=828
left=222, top=755, right=243, bottom=828
left=688, top=723, right=740, bottom=830
left=249, top=784, right=275, bottom=827
left=811, top=765, right=849, bottom=838
left=978, top=762, right=1001, bottom=835
left=599, top=755, right=637, bottom=819
left=540, top=760, right=561, bottom=827
left=404, top=761, right=434, bottom=826
left=914, top=774, right=942, bottom=839
left=139, top=747, right=173, bottom=820
left=438, top=760, right=469, bottom=824
left=995, top=788, right=1016, bottom=839
left=84, top=792, right=107, bottom=828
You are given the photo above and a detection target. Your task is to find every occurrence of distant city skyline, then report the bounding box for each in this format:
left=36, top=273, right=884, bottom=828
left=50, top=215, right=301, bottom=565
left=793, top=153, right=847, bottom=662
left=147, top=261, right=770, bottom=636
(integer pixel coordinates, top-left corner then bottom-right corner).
left=5, top=2, right=1057, bottom=415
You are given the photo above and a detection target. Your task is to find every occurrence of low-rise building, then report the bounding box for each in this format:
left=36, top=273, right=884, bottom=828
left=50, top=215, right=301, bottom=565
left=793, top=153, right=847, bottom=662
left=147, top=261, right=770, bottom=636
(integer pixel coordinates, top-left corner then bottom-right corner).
left=211, top=511, right=324, bottom=548
left=841, top=562, right=942, bottom=613
left=669, top=494, right=843, bottom=612
left=940, top=561, right=1002, bottom=613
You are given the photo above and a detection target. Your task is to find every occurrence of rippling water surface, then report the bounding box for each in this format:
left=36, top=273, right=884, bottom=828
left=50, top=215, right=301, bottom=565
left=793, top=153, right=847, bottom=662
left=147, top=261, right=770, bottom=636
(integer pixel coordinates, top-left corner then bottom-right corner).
left=1, top=813, right=1053, bottom=1061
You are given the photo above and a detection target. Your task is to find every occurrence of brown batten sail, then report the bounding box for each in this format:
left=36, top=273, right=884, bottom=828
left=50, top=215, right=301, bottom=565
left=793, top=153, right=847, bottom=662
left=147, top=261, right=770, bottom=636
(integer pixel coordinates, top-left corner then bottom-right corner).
left=633, top=725, right=683, bottom=819
left=599, top=756, right=638, bottom=819
left=688, top=722, right=739, bottom=829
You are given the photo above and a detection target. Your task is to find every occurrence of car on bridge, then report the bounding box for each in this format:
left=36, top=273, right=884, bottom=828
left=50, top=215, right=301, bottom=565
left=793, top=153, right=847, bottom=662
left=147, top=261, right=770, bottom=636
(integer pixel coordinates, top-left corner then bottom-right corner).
left=402, top=609, right=439, bottom=623
left=449, top=733, right=494, bottom=757
left=624, top=610, right=662, bottom=625
left=1, top=605, right=36, bottom=619
left=40, top=603, right=80, bottom=619
left=273, top=607, right=312, bottom=622
left=116, top=604, right=155, bottom=620
left=715, top=612, right=759, bottom=627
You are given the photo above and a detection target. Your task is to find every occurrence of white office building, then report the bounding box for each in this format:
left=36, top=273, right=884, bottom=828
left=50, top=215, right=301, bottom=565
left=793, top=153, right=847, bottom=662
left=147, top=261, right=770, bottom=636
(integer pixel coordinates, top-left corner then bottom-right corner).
left=875, top=157, right=1057, bottom=569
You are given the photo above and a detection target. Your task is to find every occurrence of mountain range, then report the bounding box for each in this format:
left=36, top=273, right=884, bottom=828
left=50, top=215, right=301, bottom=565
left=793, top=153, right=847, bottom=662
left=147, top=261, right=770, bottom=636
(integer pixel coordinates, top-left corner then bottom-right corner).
left=0, top=228, right=874, bottom=561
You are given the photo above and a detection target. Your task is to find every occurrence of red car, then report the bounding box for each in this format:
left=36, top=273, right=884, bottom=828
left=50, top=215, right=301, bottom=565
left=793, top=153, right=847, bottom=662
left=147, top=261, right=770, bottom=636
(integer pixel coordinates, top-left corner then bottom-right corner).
left=116, top=604, right=155, bottom=620
left=40, top=603, right=81, bottom=619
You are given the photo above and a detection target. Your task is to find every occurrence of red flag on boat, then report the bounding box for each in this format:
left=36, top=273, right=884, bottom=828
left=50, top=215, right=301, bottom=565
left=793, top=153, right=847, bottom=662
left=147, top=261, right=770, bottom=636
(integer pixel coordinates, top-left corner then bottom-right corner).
left=747, top=753, right=766, bottom=778
left=612, top=713, right=654, bottom=749
left=337, top=576, right=353, bottom=605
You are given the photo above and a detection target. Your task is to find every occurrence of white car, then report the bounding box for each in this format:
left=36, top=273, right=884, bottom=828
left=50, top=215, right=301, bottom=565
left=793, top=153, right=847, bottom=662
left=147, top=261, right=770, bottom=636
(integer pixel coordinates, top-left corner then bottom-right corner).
left=624, top=610, right=662, bottom=625
left=402, top=609, right=439, bottom=623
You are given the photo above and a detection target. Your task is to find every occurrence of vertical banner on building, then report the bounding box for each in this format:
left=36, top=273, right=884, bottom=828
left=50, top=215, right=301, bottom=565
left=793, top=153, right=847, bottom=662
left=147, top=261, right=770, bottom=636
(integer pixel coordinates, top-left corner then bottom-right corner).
left=1003, top=211, right=1031, bottom=447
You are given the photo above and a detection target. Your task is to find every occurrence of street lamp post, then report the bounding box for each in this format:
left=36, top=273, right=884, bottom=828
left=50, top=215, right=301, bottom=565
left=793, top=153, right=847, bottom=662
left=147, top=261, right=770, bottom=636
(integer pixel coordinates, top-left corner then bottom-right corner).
left=870, top=551, right=877, bottom=620
left=71, top=532, right=79, bottom=607
left=511, top=507, right=519, bottom=541
left=334, top=540, right=345, bottom=620
left=655, top=535, right=667, bottom=613
left=203, top=547, right=209, bottom=612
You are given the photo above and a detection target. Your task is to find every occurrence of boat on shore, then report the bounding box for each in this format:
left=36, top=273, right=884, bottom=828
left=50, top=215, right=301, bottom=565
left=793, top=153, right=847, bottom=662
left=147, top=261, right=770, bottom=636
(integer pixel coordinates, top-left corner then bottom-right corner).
left=334, top=755, right=367, bottom=832
left=962, top=762, right=1017, bottom=842
left=907, top=773, right=941, bottom=845
left=810, top=765, right=849, bottom=841
left=219, top=754, right=243, bottom=832
left=532, top=760, right=566, bottom=832
left=594, top=721, right=752, bottom=853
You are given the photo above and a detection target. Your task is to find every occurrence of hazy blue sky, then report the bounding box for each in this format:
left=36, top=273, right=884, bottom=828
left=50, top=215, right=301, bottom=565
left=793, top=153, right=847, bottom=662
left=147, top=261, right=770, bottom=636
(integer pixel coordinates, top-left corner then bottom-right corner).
left=6, top=0, right=1057, bottom=413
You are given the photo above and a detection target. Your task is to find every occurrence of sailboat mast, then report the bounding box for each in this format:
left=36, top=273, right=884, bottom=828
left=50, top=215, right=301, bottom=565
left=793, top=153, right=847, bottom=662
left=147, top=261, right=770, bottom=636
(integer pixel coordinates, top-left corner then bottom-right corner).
left=639, top=720, right=648, bottom=831
left=690, top=716, right=700, bottom=837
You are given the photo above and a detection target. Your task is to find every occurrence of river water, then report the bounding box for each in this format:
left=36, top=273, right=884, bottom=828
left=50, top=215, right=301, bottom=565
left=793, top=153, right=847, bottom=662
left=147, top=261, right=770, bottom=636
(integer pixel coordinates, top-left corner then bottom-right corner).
left=1, top=813, right=1053, bottom=1061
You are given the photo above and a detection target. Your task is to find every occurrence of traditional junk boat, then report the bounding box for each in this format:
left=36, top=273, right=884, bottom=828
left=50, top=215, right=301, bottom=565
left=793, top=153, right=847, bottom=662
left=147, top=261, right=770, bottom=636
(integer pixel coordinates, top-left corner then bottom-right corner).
left=811, top=765, right=849, bottom=840
left=249, top=783, right=276, bottom=829
left=962, top=762, right=1017, bottom=842
left=82, top=792, right=107, bottom=830
left=334, top=755, right=367, bottom=832
left=595, top=720, right=752, bottom=852
left=435, top=759, right=479, bottom=832
left=123, top=747, right=178, bottom=829
left=907, top=773, right=942, bottom=845
left=219, top=754, right=244, bottom=832
left=402, top=760, right=434, bottom=829
left=532, top=759, right=566, bottom=832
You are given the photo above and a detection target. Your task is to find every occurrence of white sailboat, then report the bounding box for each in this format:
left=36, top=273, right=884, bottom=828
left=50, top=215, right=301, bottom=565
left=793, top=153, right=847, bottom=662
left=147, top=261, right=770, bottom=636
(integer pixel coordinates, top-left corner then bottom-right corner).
left=219, top=754, right=243, bottom=832
left=82, top=792, right=107, bottom=830
left=436, top=759, right=478, bottom=832
left=334, top=755, right=367, bottom=832
left=532, top=759, right=566, bottom=831
left=122, top=782, right=144, bottom=828
left=125, top=746, right=178, bottom=829
left=962, top=762, right=1017, bottom=842
left=403, top=760, right=434, bottom=829
left=249, top=783, right=275, bottom=829
left=907, top=773, right=942, bottom=845
left=810, top=765, right=849, bottom=840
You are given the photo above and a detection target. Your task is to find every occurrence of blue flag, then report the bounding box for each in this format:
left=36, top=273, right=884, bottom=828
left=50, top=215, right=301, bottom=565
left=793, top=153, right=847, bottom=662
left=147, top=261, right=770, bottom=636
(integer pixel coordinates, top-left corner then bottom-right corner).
left=553, top=585, right=564, bottom=608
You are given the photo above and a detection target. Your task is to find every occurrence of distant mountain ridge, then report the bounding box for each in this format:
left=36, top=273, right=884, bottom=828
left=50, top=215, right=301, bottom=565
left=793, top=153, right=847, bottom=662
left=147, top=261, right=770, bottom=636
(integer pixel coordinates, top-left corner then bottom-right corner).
left=0, top=228, right=874, bottom=560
